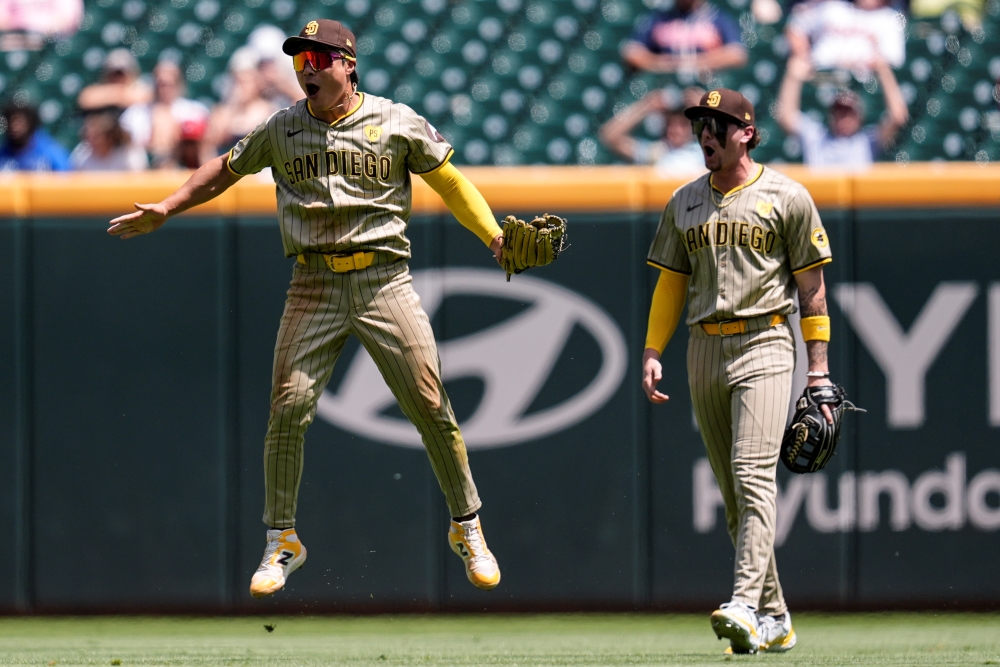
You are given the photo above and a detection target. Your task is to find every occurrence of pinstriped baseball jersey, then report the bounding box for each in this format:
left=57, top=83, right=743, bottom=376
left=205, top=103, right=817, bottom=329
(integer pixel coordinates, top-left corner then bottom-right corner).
left=647, top=164, right=831, bottom=324
left=228, top=93, right=453, bottom=259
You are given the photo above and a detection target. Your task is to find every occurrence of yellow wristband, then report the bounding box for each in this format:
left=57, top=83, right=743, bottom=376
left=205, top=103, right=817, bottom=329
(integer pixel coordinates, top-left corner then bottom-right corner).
left=800, top=315, right=831, bottom=342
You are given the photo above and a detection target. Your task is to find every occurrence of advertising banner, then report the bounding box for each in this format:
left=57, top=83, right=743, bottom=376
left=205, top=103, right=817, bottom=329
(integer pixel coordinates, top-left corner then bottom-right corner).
left=0, top=207, right=997, bottom=611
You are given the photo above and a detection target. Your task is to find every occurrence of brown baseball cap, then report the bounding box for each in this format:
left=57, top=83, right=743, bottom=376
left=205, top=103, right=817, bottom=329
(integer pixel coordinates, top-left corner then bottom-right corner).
left=684, top=88, right=755, bottom=126
left=282, top=19, right=357, bottom=58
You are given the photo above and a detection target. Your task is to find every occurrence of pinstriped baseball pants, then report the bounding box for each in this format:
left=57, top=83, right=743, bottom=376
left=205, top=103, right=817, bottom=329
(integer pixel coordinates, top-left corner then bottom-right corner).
left=262, top=259, right=482, bottom=528
left=688, top=322, right=794, bottom=616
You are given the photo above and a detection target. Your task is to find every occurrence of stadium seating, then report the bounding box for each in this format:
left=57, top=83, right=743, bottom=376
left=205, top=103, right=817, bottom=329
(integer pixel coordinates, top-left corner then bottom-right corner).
left=2, top=0, right=998, bottom=166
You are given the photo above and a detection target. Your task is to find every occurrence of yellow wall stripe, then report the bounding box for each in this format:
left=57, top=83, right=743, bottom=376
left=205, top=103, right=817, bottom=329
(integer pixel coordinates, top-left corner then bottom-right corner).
left=0, top=163, right=997, bottom=216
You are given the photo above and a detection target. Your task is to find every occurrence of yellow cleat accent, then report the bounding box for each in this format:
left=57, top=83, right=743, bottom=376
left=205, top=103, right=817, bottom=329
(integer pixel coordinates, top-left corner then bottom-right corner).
left=758, top=611, right=797, bottom=652
left=449, top=516, right=501, bottom=590
left=249, top=528, right=307, bottom=599
left=761, top=626, right=797, bottom=652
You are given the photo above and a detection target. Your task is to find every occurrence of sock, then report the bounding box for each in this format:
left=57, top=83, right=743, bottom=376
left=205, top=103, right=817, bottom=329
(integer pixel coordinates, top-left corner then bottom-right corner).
left=452, top=513, right=477, bottom=523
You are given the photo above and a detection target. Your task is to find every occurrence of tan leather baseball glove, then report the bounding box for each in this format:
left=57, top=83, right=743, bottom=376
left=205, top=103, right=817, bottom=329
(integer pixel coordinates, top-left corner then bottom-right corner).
left=499, top=213, right=568, bottom=281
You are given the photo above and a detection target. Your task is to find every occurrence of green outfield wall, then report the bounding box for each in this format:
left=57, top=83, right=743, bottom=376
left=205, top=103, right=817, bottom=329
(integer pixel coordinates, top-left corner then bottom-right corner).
left=1, top=203, right=999, bottom=613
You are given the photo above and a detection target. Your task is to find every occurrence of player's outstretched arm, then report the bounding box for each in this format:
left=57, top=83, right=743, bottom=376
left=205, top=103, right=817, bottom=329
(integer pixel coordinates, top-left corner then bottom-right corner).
left=421, top=162, right=503, bottom=262
left=108, top=154, right=242, bottom=240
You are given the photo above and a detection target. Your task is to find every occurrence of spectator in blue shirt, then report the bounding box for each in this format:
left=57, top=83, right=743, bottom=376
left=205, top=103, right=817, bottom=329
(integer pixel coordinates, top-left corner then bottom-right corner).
left=0, top=103, right=71, bottom=172
left=774, top=56, right=909, bottom=169
left=623, top=0, right=749, bottom=74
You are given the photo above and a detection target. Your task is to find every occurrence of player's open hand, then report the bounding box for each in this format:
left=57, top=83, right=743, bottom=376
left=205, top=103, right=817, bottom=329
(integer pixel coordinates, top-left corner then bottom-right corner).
left=642, top=348, right=669, bottom=404
left=108, top=203, right=169, bottom=239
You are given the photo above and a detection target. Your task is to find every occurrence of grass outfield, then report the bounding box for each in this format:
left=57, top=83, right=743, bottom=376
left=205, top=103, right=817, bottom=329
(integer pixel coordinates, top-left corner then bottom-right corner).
left=0, top=613, right=998, bottom=666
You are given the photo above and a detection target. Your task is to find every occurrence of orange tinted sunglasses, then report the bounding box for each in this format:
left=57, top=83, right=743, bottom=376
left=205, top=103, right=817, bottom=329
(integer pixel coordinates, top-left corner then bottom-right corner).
left=292, top=50, right=353, bottom=72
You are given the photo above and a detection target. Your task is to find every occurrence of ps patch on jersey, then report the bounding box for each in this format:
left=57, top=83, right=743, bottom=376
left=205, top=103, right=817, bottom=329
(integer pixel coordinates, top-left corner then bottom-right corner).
left=755, top=201, right=773, bottom=217
left=364, top=125, right=382, bottom=142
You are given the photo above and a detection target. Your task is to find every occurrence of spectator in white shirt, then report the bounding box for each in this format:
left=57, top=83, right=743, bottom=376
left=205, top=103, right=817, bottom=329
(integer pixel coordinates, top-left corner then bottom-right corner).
left=775, top=56, right=909, bottom=169
left=205, top=47, right=279, bottom=156
left=119, top=60, right=210, bottom=168
left=70, top=110, right=147, bottom=171
left=786, top=0, right=906, bottom=76
left=599, top=87, right=707, bottom=176
left=246, top=24, right=305, bottom=107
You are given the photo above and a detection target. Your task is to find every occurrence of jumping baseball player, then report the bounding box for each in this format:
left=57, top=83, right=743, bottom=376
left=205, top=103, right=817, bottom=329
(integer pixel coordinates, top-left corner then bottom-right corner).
left=641, top=89, right=834, bottom=654
left=109, top=19, right=504, bottom=598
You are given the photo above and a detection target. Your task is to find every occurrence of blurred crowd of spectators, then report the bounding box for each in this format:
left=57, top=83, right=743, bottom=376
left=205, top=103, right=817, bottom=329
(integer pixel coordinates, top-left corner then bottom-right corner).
left=602, top=0, right=993, bottom=171
left=0, top=22, right=300, bottom=173
left=0, top=0, right=995, bottom=173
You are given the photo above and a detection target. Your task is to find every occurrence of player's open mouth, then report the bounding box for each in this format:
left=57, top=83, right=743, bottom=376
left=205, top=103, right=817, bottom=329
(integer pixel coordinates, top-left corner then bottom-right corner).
left=703, top=145, right=716, bottom=158
left=305, top=83, right=319, bottom=97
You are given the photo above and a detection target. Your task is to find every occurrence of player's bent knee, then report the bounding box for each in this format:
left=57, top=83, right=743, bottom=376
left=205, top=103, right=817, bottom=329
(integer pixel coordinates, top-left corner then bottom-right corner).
left=270, top=369, right=319, bottom=413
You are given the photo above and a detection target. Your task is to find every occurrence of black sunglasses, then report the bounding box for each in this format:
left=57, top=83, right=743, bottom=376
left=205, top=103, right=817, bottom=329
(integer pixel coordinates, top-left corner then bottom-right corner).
left=691, top=115, right=748, bottom=147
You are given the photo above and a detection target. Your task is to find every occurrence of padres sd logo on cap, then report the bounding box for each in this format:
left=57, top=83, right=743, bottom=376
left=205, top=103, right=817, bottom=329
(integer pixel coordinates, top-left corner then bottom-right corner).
left=304, top=21, right=319, bottom=35
left=364, top=125, right=382, bottom=142
left=707, top=91, right=721, bottom=107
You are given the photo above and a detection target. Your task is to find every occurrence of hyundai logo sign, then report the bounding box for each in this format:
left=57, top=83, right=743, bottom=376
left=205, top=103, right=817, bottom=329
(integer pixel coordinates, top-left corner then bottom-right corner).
left=316, top=268, right=628, bottom=449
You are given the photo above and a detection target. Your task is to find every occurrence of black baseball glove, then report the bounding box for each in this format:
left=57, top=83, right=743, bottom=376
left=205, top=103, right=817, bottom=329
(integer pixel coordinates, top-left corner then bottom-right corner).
left=780, top=384, right=864, bottom=474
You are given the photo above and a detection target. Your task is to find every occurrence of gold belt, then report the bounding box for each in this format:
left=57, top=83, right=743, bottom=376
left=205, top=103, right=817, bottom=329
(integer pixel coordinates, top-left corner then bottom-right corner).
left=701, top=314, right=786, bottom=336
left=297, top=251, right=375, bottom=273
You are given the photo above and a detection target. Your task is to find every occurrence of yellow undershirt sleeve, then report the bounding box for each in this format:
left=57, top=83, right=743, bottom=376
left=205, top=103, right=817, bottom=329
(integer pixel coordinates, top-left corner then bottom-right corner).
left=420, top=162, right=503, bottom=246
left=645, top=269, right=690, bottom=354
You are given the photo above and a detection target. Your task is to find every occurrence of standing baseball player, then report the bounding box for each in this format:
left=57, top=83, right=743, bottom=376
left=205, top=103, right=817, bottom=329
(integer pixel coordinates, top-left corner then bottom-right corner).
left=109, top=19, right=504, bottom=597
left=642, top=89, right=834, bottom=654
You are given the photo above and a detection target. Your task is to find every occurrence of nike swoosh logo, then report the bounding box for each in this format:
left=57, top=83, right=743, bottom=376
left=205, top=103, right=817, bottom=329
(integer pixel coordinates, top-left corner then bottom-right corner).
left=686, top=203, right=702, bottom=212
left=287, top=129, right=304, bottom=137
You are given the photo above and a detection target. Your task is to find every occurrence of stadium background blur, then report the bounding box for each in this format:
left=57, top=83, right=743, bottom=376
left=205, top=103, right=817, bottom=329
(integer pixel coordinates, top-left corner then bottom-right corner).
left=1, top=0, right=998, bottom=167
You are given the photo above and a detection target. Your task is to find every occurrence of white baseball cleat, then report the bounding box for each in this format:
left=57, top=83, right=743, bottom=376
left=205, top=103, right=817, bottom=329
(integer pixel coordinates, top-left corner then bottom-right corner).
left=249, top=528, right=307, bottom=599
left=448, top=515, right=501, bottom=590
left=711, top=601, right=760, bottom=654
left=758, top=611, right=797, bottom=652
